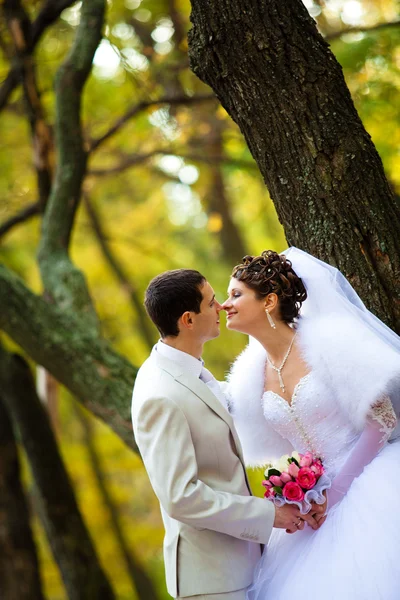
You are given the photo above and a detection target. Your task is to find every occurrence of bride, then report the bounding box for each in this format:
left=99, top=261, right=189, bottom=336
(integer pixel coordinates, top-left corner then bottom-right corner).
left=221, top=247, right=400, bottom=600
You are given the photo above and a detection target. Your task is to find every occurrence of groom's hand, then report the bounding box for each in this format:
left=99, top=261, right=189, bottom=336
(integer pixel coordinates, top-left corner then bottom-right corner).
left=273, top=503, right=324, bottom=533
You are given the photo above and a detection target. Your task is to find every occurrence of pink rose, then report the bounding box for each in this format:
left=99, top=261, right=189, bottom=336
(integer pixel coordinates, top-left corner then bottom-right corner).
left=282, top=481, right=304, bottom=502
left=264, top=488, right=276, bottom=499
left=299, top=452, right=313, bottom=467
left=288, top=462, right=300, bottom=478
left=280, top=472, right=292, bottom=484
left=310, top=462, right=324, bottom=477
left=269, top=475, right=283, bottom=487
left=297, top=467, right=317, bottom=490
left=262, top=480, right=272, bottom=488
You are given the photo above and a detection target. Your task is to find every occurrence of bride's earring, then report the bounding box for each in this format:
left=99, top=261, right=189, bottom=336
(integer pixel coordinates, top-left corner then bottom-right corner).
left=265, top=309, right=276, bottom=329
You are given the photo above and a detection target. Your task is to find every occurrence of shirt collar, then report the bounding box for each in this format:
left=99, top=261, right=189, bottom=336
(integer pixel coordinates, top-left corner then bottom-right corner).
left=156, top=340, right=203, bottom=379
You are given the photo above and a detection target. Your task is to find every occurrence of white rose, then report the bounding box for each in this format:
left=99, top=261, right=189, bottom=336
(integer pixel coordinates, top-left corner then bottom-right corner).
left=276, top=454, right=291, bottom=473
left=290, top=451, right=301, bottom=464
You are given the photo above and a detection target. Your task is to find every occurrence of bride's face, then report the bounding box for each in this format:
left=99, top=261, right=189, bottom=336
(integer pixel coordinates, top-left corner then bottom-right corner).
left=221, top=278, right=266, bottom=334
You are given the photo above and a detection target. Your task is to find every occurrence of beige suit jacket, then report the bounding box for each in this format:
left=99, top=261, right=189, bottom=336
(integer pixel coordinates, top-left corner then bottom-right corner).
left=132, top=347, right=275, bottom=598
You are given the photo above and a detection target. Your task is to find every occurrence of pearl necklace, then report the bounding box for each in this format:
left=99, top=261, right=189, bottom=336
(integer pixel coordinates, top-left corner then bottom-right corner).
left=266, top=332, right=297, bottom=393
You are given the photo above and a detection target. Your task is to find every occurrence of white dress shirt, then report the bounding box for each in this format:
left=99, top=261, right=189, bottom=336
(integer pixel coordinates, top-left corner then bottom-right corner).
left=156, top=341, right=228, bottom=410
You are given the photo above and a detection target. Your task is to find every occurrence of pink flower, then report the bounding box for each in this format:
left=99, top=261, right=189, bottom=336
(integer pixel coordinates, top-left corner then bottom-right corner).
left=262, top=480, right=272, bottom=488
left=282, top=481, right=304, bottom=502
left=269, top=475, right=283, bottom=487
left=280, top=472, right=292, bottom=484
left=288, top=462, right=300, bottom=478
left=310, top=462, right=324, bottom=477
left=297, top=467, right=317, bottom=490
left=299, top=452, right=313, bottom=467
left=264, top=487, right=276, bottom=499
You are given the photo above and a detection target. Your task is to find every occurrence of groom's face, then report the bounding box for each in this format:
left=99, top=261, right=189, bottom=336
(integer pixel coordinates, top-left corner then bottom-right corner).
left=191, top=281, right=222, bottom=342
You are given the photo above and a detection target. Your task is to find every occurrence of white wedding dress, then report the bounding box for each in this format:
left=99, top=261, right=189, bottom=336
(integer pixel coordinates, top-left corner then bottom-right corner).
left=247, top=370, right=400, bottom=600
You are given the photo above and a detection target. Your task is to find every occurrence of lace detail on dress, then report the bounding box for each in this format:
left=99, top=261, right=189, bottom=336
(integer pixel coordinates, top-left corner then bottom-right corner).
left=263, top=373, right=325, bottom=460
left=369, top=396, right=397, bottom=444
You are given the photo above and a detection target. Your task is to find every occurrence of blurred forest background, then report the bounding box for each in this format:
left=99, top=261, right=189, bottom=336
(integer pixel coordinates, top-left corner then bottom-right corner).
left=0, top=0, right=399, bottom=598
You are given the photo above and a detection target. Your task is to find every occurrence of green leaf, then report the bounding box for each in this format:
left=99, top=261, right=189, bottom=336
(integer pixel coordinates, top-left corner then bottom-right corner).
left=267, top=468, right=282, bottom=478
left=273, top=486, right=283, bottom=495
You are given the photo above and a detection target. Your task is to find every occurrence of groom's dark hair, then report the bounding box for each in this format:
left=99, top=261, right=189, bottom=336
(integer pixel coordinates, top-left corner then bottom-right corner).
left=145, top=269, right=206, bottom=337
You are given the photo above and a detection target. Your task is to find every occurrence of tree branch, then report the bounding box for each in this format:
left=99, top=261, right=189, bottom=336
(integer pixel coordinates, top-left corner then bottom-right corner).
left=38, top=0, right=105, bottom=330
left=168, top=0, right=187, bottom=48
left=0, top=69, right=20, bottom=113
left=0, top=153, right=254, bottom=239
left=30, top=0, right=77, bottom=48
left=89, top=148, right=257, bottom=176
left=325, top=19, right=400, bottom=42
left=83, top=193, right=156, bottom=350
left=5, top=0, right=54, bottom=211
left=0, top=0, right=76, bottom=113
left=0, top=264, right=138, bottom=452
left=0, top=344, right=115, bottom=599
left=89, top=92, right=216, bottom=152
left=0, top=201, right=41, bottom=239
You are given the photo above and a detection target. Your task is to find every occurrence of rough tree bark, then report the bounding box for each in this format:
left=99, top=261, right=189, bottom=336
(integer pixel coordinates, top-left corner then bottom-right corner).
left=0, top=265, right=137, bottom=451
left=188, top=0, right=400, bottom=331
left=0, top=388, right=44, bottom=600
left=0, top=344, right=115, bottom=600
left=0, top=0, right=140, bottom=454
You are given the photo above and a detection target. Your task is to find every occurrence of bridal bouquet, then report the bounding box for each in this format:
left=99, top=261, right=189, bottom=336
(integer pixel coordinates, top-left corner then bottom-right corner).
left=262, top=451, right=330, bottom=514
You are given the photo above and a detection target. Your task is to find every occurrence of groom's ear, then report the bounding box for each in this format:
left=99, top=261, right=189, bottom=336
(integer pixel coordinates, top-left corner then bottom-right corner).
left=181, top=311, right=194, bottom=330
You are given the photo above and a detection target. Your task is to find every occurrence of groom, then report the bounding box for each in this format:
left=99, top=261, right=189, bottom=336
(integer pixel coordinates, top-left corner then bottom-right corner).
left=132, top=269, right=322, bottom=600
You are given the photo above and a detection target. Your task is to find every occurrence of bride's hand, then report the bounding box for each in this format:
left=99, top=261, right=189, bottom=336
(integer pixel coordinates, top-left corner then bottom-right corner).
left=310, top=491, right=327, bottom=526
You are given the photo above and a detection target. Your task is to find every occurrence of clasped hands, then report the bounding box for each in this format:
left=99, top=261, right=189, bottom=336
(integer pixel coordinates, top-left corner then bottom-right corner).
left=273, top=493, right=327, bottom=534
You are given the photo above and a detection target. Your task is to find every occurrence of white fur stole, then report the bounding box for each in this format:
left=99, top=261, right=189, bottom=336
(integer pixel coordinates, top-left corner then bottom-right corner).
left=227, top=315, right=400, bottom=467
left=226, top=341, right=293, bottom=466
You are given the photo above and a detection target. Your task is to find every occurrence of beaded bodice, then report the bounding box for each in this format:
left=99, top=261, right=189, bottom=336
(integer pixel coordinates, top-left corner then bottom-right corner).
left=262, top=371, right=358, bottom=472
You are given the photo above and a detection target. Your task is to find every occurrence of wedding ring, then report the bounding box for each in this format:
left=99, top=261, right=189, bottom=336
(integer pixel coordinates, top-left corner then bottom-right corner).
left=295, top=519, right=302, bottom=527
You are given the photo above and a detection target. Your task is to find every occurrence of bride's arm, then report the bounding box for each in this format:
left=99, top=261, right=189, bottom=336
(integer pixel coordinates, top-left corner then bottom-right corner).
left=328, top=396, right=397, bottom=509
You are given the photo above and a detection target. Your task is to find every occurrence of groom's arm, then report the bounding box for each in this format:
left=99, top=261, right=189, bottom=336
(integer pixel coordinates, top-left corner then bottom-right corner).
left=133, top=393, right=275, bottom=544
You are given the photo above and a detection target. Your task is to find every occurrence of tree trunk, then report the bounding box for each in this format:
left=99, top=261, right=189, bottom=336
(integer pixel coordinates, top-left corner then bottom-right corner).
left=0, top=393, right=44, bottom=600
left=38, top=0, right=106, bottom=331
left=75, top=405, right=159, bottom=600
left=204, top=114, right=246, bottom=264
left=0, top=345, right=115, bottom=600
left=188, top=0, right=400, bottom=331
left=0, top=265, right=137, bottom=450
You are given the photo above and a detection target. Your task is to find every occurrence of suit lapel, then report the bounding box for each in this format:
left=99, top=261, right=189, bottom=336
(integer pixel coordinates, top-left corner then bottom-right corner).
left=153, top=348, right=246, bottom=466
left=176, top=372, right=246, bottom=467
left=176, top=371, right=233, bottom=428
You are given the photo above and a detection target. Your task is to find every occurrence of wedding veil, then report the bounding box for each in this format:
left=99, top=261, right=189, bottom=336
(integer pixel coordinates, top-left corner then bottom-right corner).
left=283, top=246, right=400, bottom=353
left=283, top=247, right=400, bottom=430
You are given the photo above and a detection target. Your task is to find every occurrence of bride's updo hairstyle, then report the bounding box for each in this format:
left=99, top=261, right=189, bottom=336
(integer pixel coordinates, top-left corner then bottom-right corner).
left=231, top=250, right=307, bottom=323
